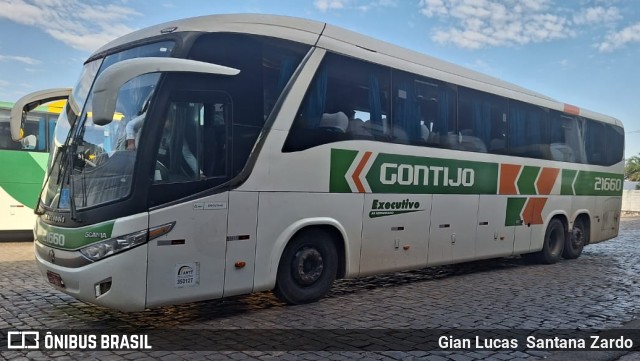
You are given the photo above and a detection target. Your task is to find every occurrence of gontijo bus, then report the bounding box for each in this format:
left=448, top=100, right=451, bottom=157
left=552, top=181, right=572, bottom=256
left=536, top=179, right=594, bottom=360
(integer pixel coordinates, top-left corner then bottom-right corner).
left=10, top=14, right=623, bottom=311
left=0, top=99, right=64, bottom=240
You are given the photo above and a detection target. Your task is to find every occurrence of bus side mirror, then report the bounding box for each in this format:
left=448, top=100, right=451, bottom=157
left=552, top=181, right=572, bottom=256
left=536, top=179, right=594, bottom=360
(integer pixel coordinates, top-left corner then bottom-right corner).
left=92, top=57, right=240, bottom=126
left=10, top=88, right=71, bottom=141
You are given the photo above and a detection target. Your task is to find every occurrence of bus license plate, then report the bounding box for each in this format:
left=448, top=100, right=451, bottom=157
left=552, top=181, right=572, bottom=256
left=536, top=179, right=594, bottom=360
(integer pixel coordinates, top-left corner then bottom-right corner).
left=46, top=271, right=65, bottom=288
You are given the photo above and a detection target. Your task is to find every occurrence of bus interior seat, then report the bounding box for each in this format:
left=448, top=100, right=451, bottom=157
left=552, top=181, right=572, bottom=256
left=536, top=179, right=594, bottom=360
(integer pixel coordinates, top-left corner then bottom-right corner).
left=420, top=124, right=430, bottom=143
left=460, top=136, right=487, bottom=152
left=392, top=124, right=410, bottom=144
left=490, top=138, right=506, bottom=152
left=361, top=121, right=386, bottom=139
left=318, top=112, right=348, bottom=133
left=440, top=132, right=462, bottom=150
left=550, top=143, right=575, bottom=162
left=459, top=129, right=487, bottom=152
left=347, top=118, right=374, bottom=140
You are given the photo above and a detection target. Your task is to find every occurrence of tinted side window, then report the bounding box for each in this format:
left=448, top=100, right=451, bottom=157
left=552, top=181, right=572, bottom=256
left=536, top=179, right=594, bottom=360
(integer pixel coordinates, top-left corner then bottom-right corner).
left=508, top=100, right=549, bottom=159
left=284, top=53, right=390, bottom=152
left=189, top=33, right=310, bottom=173
left=391, top=71, right=457, bottom=148
left=584, top=118, right=607, bottom=165
left=585, top=118, right=624, bottom=166
left=458, top=87, right=507, bottom=154
left=0, top=109, right=18, bottom=150
left=606, top=124, right=624, bottom=165
left=548, top=111, right=586, bottom=163
left=0, top=110, right=49, bottom=152
left=153, top=94, right=231, bottom=184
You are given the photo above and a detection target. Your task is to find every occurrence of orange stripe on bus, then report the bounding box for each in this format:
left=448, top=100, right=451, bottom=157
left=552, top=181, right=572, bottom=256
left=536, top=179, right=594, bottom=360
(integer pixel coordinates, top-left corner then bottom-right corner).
left=499, top=164, right=521, bottom=195
left=536, top=167, right=560, bottom=195
left=352, top=151, right=372, bottom=193
left=522, top=198, right=547, bottom=225
left=563, top=104, right=580, bottom=115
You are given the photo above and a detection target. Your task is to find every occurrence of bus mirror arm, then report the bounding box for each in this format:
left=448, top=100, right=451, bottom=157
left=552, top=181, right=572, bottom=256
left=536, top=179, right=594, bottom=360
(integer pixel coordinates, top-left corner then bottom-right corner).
left=10, top=88, right=72, bottom=141
left=92, top=57, right=240, bottom=126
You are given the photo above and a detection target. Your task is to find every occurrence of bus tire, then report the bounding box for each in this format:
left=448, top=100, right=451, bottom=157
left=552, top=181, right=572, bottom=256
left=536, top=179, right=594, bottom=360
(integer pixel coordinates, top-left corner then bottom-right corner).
left=274, top=229, right=338, bottom=305
left=535, top=218, right=565, bottom=264
left=563, top=217, right=587, bottom=259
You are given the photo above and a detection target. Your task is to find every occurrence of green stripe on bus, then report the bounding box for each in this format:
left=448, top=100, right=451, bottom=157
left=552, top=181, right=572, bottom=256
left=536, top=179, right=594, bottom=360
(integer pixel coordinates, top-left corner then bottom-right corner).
left=573, top=171, right=624, bottom=196
left=330, top=148, right=623, bottom=196
left=505, top=198, right=527, bottom=226
left=517, top=166, right=539, bottom=195
left=0, top=151, right=47, bottom=209
left=560, top=169, right=623, bottom=196
left=329, top=149, right=499, bottom=194
left=35, top=218, right=115, bottom=250
left=330, top=149, right=359, bottom=193
left=365, top=152, right=498, bottom=194
left=561, top=169, right=577, bottom=195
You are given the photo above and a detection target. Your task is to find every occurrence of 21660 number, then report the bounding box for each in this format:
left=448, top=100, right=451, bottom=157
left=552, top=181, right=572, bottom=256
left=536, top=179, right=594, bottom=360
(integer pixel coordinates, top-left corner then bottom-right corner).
left=594, top=177, right=622, bottom=192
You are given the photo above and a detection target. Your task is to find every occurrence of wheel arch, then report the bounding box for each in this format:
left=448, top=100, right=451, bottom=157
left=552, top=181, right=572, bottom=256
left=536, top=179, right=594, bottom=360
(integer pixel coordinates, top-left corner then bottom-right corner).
left=268, top=218, right=349, bottom=290
left=571, top=211, right=592, bottom=245
left=530, top=211, right=569, bottom=253
left=545, top=211, right=569, bottom=232
left=530, top=212, right=569, bottom=264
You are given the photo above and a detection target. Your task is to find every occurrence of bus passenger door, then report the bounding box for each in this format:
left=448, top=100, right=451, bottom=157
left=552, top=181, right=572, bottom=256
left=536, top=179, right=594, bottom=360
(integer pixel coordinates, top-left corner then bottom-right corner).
left=360, top=194, right=431, bottom=275
left=428, top=195, right=479, bottom=265
left=146, top=193, right=229, bottom=308
left=475, top=195, right=515, bottom=258
left=144, top=90, right=234, bottom=308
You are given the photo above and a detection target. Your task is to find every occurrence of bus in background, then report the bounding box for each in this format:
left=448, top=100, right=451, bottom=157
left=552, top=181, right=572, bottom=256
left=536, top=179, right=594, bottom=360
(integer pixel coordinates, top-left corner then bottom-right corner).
left=0, top=100, right=64, bottom=240
left=10, top=14, right=623, bottom=311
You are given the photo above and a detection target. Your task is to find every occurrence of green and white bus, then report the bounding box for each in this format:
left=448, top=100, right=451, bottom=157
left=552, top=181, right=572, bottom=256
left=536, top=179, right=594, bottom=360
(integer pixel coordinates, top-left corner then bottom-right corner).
left=11, top=14, right=623, bottom=311
left=0, top=100, right=64, bottom=240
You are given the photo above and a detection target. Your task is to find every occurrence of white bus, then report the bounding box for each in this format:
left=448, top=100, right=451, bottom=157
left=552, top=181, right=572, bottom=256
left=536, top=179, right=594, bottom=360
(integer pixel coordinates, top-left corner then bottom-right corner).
left=11, top=14, right=623, bottom=311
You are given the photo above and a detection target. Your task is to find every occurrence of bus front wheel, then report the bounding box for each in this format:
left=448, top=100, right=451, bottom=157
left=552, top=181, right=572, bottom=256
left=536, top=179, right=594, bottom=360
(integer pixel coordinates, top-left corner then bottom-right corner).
left=274, top=229, right=338, bottom=305
left=535, top=218, right=566, bottom=264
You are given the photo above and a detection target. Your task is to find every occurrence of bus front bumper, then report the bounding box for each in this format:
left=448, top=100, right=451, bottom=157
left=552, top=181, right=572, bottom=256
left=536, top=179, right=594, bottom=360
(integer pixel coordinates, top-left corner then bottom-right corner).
left=34, top=242, right=148, bottom=312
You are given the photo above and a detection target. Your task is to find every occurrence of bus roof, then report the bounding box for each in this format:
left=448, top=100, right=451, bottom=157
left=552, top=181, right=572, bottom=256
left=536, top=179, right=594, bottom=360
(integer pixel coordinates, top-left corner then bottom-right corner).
left=0, top=100, right=65, bottom=115
left=91, top=13, right=621, bottom=127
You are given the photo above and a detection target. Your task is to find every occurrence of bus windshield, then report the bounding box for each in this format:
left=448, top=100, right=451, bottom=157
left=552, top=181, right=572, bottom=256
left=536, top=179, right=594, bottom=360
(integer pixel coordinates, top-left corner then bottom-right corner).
left=41, top=41, right=175, bottom=211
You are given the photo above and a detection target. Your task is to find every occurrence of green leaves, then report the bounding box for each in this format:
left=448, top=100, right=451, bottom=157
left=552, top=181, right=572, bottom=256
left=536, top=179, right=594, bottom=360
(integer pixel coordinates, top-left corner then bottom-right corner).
left=625, top=155, right=640, bottom=181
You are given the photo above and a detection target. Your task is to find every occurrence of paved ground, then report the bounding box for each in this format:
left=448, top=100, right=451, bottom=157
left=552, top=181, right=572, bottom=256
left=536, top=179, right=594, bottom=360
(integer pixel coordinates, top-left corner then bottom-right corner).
left=1, top=217, right=639, bottom=360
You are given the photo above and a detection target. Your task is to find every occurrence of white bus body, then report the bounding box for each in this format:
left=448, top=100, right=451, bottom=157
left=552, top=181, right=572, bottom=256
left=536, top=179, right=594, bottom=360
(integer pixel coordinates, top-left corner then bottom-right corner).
left=14, top=14, right=623, bottom=311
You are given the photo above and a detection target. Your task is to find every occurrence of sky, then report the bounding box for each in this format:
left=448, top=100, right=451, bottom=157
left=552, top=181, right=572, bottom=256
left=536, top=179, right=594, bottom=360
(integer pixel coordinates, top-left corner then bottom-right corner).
left=1, top=0, right=639, bottom=158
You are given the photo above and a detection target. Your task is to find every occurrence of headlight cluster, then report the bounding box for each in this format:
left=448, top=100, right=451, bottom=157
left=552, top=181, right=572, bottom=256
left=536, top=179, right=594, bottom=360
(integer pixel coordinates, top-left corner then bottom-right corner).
left=80, top=229, right=148, bottom=262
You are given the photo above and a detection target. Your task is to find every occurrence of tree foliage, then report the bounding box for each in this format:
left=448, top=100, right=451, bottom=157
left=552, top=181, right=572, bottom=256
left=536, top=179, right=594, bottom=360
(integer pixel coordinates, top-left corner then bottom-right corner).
left=625, top=155, right=640, bottom=181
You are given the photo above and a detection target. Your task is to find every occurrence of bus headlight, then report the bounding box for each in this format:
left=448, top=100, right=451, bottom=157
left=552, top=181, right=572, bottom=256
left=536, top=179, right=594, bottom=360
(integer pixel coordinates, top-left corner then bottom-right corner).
left=78, top=222, right=175, bottom=262
left=80, top=229, right=148, bottom=262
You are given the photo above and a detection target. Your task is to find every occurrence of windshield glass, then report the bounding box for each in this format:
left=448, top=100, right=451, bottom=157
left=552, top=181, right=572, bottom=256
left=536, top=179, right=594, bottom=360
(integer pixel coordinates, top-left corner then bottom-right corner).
left=42, top=58, right=102, bottom=209
left=41, top=41, right=174, bottom=211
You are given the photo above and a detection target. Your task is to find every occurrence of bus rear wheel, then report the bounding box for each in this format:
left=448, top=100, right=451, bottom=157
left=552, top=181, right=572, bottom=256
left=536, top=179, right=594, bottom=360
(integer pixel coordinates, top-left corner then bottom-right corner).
left=563, top=217, right=587, bottom=259
left=274, top=229, right=338, bottom=305
left=535, top=218, right=565, bottom=264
